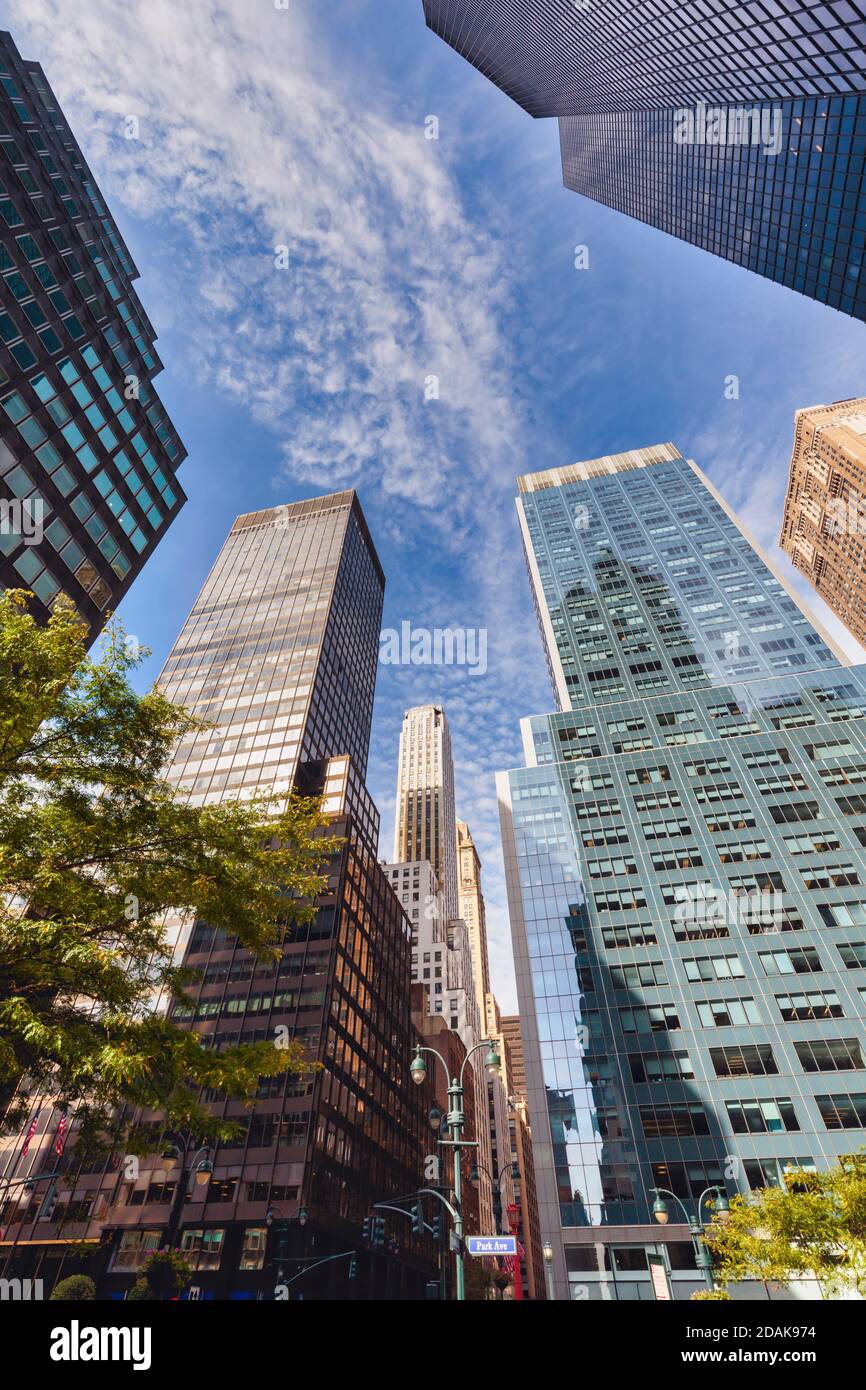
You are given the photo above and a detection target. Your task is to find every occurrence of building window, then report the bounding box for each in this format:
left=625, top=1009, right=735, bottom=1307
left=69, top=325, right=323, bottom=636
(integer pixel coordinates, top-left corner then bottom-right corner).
left=179, top=1228, right=225, bottom=1270
left=239, top=1227, right=268, bottom=1271
left=815, top=1094, right=866, bottom=1131
left=110, top=1230, right=162, bottom=1272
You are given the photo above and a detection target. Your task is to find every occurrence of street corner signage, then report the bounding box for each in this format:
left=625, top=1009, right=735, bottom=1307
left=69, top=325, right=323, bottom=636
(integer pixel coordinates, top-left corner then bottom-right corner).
left=466, top=1235, right=517, bottom=1257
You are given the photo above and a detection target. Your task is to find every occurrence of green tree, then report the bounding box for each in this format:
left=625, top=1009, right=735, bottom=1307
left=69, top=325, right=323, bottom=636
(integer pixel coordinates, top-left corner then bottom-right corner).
left=704, top=1155, right=866, bottom=1297
left=0, top=590, right=336, bottom=1150
left=49, top=1274, right=97, bottom=1300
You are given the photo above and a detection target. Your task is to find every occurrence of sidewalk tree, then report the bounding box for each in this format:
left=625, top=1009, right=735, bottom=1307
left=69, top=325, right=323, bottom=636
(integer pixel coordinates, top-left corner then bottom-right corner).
left=0, top=590, right=336, bottom=1150
left=703, top=1154, right=866, bottom=1296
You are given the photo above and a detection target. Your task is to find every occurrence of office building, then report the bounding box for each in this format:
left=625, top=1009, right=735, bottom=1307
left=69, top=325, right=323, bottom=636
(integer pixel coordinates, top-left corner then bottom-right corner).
left=423, top=1, right=866, bottom=119
left=0, top=30, right=186, bottom=637
left=501, top=1015, right=528, bottom=1104
left=0, top=493, right=435, bottom=1299
left=394, top=705, right=459, bottom=922
left=498, top=444, right=866, bottom=1298
left=457, top=820, right=492, bottom=1027
left=422, top=3, right=866, bottom=321
left=382, top=854, right=492, bottom=1234
left=780, top=397, right=866, bottom=646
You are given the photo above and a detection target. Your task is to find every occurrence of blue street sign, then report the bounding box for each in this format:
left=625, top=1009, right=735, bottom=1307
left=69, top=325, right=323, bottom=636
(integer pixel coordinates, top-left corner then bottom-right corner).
left=466, top=1235, right=517, bottom=1257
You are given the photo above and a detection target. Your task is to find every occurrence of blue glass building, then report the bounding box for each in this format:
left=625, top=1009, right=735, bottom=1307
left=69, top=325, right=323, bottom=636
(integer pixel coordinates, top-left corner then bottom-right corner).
left=498, top=444, right=866, bottom=1298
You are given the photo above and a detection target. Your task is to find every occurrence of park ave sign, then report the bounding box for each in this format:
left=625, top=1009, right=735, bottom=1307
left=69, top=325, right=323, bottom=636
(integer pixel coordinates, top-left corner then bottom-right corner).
left=49, top=1321, right=152, bottom=1372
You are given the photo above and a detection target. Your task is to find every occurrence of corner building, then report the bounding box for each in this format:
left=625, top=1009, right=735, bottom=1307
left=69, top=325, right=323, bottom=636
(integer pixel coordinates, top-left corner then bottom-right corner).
left=0, top=31, right=186, bottom=637
left=0, top=493, right=434, bottom=1300
left=780, top=396, right=866, bottom=647
left=498, top=445, right=866, bottom=1299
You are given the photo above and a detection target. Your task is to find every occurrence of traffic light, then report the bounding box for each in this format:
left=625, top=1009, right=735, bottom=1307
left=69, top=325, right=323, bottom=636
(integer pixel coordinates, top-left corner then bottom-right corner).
left=431, top=1210, right=444, bottom=1244
left=348, top=1256, right=358, bottom=1281
left=411, top=1202, right=425, bottom=1236
left=36, top=1180, right=58, bottom=1222
left=361, top=1216, right=373, bottom=1246
left=371, top=1215, right=386, bottom=1249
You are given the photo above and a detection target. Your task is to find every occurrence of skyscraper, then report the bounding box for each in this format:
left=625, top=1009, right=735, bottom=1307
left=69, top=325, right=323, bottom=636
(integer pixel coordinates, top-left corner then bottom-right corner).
left=1, top=493, right=435, bottom=1300
left=421, top=3, right=866, bottom=321
left=498, top=444, right=866, bottom=1299
left=456, top=820, right=492, bottom=1030
left=0, top=31, right=186, bottom=637
left=394, top=705, right=459, bottom=922
left=780, top=397, right=866, bottom=646
left=423, top=1, right=866, bottom=118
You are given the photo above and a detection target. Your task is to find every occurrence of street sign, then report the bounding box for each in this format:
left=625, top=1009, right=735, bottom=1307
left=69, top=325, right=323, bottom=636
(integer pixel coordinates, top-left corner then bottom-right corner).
left=648, top=1255, right=673, bottom=1301
left=466, top=1235, right=517, bottom=1257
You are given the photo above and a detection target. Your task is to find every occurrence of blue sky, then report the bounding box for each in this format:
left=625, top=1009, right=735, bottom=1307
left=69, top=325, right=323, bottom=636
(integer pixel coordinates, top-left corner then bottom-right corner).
left=11, top=0, right=866, bottom=1010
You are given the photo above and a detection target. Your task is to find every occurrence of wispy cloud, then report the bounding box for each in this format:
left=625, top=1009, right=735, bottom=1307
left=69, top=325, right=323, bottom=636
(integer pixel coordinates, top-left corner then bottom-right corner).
left=12, top=0, right=528, bottom=516
left=9, top=0, right=548, bottom=1005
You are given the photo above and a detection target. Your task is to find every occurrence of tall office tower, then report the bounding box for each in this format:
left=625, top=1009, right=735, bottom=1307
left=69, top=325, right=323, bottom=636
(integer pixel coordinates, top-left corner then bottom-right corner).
left=423, top=1, right=866, bottom=118
left=498, top=444, right=866, bottom=1300
left=1, top=494, right=435, bottom=1300
left=422, top=3, right=866, bottom=321
left=0, top=31, right=186, bottom=637
left=457, top=820, right=492, bottom=1027
left=780, top=397, right=866, bottom=646
left=394, top=705, right=459, bottom=921
left=500, top=1015, right=527, bottom=1104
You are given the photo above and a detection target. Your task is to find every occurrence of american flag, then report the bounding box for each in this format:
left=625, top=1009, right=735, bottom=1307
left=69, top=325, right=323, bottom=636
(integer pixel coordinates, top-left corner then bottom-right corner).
left=54, top=1113, right=68, bottom=1156
left=20, top=1110, right=40, bottom=1158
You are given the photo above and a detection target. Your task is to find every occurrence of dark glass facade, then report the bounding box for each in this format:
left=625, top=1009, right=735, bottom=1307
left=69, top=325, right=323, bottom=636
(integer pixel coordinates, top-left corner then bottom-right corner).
left=499, top=447, right=866, bottom=1298
left=0, top=30, right=186, bottom=637
left=423, top=4, right=866, bottom=321
left=424, top=0, right=866, bottom=119
left=561, top=95, right=866, bottom=322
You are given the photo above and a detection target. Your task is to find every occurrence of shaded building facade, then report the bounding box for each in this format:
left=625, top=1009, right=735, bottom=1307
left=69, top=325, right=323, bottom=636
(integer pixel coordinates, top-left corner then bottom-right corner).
left=780, top=396, right=866, bottom=646
left=498, top=445, right=866, bottom=1298
left=0, top=30, right=186, bottom=637
left=421, top=3, right=866, bottom=321
left=0, top=493, right=434, bottom=1299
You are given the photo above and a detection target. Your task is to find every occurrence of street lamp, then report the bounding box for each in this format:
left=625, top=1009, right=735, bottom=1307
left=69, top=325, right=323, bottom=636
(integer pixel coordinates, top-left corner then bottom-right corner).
left=542, top=1241, right=555, bottom=1302
left=408, top=1039, right=501, bottom=1302
left=161, top=1134, right=213, bottom=1249
left=469, top=1160, right=517, bottom=1233
left=193, top=1156, right=213, bottom=1186
left=650, top=1186, right=729, bottom=1291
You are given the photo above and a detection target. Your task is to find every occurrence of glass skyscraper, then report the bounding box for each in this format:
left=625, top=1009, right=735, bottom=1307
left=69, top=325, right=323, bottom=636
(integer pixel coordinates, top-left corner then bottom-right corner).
left=498, top=445, right=866, bottom=1299
left=423, top=1, right=866, bottom=118
left=0, top=30, right=186, bottom=637
left=422, top=2, right=866, bottom=321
